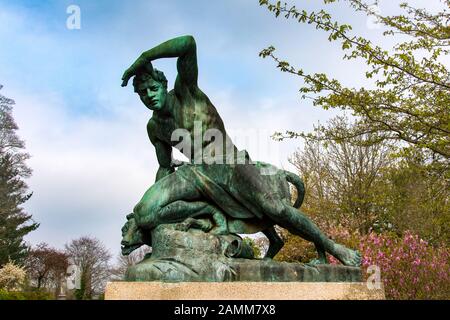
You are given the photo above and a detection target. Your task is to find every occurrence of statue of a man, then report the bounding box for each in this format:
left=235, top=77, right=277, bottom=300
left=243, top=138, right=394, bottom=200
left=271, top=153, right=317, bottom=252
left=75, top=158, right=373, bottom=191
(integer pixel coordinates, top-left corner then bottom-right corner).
left=121, top=35, right=361, bottom=266
left=122, top=35, right=239, bottom=182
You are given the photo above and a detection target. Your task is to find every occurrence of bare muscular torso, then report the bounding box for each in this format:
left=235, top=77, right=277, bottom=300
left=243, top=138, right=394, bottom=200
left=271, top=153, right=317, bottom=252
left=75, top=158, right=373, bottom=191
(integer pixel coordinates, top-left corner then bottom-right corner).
left=147, top=88, right=238, bottom=163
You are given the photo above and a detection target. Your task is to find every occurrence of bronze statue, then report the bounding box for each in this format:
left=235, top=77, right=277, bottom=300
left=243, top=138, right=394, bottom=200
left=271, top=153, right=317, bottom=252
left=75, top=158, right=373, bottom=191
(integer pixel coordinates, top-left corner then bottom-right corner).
left=121, top=161, right=304, bottom=259
left=120, top=35, right=361, bottom=281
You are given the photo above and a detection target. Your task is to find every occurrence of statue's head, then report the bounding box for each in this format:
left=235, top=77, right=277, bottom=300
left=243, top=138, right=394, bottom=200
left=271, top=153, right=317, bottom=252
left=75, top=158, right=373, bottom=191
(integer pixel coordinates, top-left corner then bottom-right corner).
left=133, top=63, right=168, bottom=111
left=121, top=213, right=147, bottom=255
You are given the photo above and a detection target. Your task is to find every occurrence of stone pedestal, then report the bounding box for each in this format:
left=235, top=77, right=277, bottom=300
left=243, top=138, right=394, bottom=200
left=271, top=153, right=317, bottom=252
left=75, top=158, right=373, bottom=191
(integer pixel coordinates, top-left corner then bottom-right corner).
left=124, top=224, right=362, bottom=282
left=105, top=282, right=385, bottom=300
left=115, top=223, right=383, bottom=300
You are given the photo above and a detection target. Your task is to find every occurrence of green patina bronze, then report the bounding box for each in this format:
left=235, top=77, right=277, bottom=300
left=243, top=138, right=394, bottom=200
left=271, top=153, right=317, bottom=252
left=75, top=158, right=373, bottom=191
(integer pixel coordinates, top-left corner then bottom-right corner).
left=120, top=35, right=361, bottom=282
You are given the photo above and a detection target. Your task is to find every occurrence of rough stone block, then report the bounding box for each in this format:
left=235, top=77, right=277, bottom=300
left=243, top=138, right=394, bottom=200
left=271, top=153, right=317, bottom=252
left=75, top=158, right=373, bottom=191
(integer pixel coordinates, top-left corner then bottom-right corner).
left=105, top=281, right=385, bottom=300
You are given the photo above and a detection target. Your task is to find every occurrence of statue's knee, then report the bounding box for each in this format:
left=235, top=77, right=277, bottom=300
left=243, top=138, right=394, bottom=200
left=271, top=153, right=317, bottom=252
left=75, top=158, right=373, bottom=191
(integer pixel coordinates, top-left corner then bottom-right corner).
left=133, top=202, right=154, bottom=221
left=270, top=202, right=288, bottom=217
left=268, top=203, right=291, bottom=225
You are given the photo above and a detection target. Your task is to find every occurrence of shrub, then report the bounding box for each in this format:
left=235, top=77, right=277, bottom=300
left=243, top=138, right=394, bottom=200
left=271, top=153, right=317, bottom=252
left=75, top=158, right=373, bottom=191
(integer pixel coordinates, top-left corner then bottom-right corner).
left=0, top=289, right=53, bottom=300
left=242, top=237, right=262, bottom=259
left=0, top=262, right=26, bottom=290
left=360, top=231, right=450, bottom=300
left=310, top=226, right=449, bottom=300
left=274, top=225, right=449, bottom=299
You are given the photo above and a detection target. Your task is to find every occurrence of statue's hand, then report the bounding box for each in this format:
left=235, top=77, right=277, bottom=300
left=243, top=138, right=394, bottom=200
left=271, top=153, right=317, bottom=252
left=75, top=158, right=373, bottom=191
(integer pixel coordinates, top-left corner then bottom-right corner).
left=121, top=56, right=149, bottom=87
left=121, top=64, right=137, bottom=87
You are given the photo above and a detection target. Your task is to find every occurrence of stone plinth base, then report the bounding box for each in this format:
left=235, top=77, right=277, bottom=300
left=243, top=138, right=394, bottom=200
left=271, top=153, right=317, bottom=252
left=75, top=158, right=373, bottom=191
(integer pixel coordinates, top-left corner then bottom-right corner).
left=105, top=282, right=385, bottom=300
left=124, top=224, right=363, bottom=282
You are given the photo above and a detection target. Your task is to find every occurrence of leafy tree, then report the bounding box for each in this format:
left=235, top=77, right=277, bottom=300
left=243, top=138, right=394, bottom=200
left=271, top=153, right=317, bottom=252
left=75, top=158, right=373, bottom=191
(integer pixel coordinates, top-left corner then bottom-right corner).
left=276, top=117, right=448, bottom=263
left=290, top=116, right=393, bottom=234
left=25, top=243, right=68, bottom=294
left=259, top=0, right=449, bottom=164
left=0, top=85, right=38, bottom=266
left=376, top=153, right=450, bottom=245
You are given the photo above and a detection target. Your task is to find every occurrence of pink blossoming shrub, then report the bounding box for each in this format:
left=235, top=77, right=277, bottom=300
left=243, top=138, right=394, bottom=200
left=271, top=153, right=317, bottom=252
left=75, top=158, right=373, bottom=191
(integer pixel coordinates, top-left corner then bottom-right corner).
left=359, top=231, right=450, bottom=300
left=275, top=225, right=449, bottom=299
left=324, top=228, right=450, bottom=299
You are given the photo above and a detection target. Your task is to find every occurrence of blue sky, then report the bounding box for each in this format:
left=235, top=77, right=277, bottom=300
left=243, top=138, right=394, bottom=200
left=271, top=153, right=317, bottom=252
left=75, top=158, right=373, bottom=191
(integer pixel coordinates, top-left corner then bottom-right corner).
left=0, top=0, right=419, bottom=258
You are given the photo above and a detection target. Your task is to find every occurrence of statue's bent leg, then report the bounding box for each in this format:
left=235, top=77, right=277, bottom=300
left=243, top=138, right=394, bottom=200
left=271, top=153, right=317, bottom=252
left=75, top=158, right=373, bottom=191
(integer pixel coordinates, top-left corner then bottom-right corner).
left=177, top=210, right=229, bottom=235
left=133, top=173, right=202, bottom=228
left=232, top=165, right=361, bottom=266
left=155, top=200, right=226, bottom=233
left=265, top=202, right=360, bottom=266
left=209, top=210, right=228, bottom=235
left=262, top=227, right=284, bottom=259
left=133, top=173, right=228, bottom=232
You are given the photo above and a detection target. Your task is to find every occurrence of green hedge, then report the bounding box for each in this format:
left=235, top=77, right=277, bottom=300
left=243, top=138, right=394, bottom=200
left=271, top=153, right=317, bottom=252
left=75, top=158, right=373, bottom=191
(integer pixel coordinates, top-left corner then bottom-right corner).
left=0, top=289, right=54, bottom=300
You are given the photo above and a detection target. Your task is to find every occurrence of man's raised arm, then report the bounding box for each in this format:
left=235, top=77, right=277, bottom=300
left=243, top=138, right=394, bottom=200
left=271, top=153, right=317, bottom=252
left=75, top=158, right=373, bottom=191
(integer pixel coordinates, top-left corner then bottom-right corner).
left=121, top=35, right=198, bottom=89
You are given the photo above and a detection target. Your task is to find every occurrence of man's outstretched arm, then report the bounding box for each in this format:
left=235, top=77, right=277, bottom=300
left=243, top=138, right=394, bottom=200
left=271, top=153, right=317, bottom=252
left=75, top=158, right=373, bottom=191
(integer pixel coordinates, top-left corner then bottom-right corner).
left=122, top=35, right=198, bottom=88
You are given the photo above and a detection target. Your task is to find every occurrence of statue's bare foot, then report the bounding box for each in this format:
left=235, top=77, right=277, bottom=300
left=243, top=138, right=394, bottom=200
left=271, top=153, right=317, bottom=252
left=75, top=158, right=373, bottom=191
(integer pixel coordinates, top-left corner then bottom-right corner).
left=193, top=219, right=214, bottom=232
left=177, top=218, right=213, bottom=232
left=331, top=243, right=361, bottom=267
